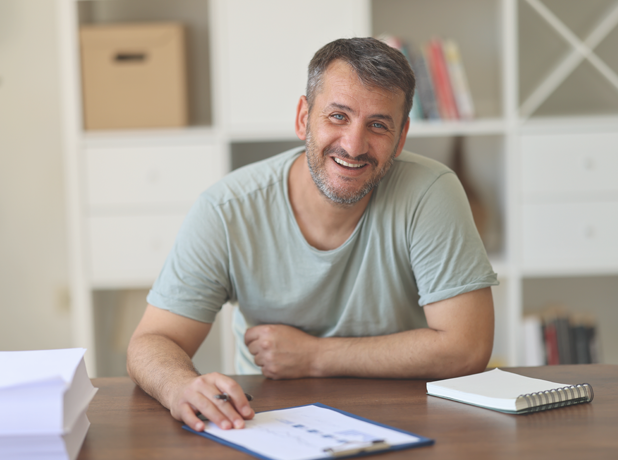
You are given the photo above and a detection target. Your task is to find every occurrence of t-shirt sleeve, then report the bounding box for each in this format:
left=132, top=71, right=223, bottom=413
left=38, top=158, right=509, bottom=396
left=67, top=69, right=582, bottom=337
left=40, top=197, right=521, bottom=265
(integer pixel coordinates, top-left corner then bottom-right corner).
left=409, top=171, right=498, bottom=306
left=147, top=193, right=231, bottom=323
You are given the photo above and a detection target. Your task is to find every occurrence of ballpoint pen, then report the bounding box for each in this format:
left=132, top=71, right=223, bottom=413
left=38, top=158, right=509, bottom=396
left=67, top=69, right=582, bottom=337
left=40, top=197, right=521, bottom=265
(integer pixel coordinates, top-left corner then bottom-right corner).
left=323, top=439, right=390, bottom=457
left=215, top=392, right=253, bottom=402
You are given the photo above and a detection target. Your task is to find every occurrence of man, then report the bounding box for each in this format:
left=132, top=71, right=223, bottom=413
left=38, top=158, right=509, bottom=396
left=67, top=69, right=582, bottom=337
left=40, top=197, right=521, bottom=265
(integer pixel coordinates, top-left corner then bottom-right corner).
left=127, top=38, right=498, bottom=433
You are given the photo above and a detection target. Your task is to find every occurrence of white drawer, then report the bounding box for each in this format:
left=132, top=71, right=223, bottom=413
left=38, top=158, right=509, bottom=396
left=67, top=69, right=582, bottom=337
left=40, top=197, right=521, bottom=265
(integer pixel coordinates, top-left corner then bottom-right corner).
left=522, top=202, right=618, bottom=273
left=88, top=214, right=186, bottom=287
left=521, top=132, right=618, bottom=197
left=86, top=144, right=227, bottom=208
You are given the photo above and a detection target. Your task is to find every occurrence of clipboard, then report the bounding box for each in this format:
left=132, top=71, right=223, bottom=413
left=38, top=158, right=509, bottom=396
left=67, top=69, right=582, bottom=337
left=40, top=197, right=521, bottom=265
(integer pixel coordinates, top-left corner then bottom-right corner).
left=183, top=402, right=434, bottom=460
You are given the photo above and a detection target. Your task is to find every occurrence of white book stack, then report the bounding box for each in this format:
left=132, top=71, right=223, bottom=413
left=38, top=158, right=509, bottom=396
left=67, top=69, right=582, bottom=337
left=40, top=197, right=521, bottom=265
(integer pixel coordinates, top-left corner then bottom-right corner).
left=0, top=349, right=98, bottom=460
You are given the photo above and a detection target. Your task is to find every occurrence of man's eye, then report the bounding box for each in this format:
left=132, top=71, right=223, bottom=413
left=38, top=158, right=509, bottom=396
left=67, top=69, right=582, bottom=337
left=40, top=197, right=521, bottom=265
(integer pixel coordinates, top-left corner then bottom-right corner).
left=332, top=114, right=345, bottom=121
left=372, top=122, right=386, bottom=129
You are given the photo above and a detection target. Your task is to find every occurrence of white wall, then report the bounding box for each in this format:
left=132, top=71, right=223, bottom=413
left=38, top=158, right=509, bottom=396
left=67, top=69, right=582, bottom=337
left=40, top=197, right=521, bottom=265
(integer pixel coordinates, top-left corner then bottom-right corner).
left=0, top=0, right=72, bottom=351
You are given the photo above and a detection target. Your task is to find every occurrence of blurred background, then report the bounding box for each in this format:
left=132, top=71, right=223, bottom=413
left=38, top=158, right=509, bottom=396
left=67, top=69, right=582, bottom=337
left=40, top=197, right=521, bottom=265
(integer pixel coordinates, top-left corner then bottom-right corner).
left=2, top=0, right=618, bottom=377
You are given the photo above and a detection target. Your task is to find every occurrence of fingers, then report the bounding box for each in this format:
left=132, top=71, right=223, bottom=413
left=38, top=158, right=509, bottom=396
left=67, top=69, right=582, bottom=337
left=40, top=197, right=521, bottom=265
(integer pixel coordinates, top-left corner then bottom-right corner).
left=170, top=373, right=254, bottom=431
left=243, top=325, right=262, bottom=347
left=178, top=401, right=206, bottom=432
left=216, top=383, right=255, bottom=421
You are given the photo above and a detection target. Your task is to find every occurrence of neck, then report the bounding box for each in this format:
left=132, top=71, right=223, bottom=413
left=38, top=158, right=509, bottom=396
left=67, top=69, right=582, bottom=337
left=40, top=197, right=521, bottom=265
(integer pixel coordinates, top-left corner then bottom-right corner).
left=288, top=152, right=371, bottom=251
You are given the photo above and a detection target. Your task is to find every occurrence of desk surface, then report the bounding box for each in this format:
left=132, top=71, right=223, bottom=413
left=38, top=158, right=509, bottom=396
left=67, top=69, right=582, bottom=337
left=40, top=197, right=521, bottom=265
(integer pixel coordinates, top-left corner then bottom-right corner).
left=78, top=365, right=618, bottom=459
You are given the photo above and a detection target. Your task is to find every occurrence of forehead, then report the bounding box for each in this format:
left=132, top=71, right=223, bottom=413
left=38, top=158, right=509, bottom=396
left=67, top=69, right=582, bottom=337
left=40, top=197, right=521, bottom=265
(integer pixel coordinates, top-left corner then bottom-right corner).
left=315, top=60, right=405, bottom=121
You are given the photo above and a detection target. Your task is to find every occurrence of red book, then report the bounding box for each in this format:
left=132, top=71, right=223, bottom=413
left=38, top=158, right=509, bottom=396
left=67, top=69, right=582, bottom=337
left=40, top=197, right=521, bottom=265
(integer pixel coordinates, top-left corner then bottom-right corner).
left=544, top=322, right=560, bottom=365
left=425, top=38, right=459, bottom=120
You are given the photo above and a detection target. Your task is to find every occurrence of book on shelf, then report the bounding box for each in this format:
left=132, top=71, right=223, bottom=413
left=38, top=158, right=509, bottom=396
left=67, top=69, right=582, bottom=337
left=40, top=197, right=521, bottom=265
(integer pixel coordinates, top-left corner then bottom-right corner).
left=427, top=368, right=594, bottom=415
left=442, top=39, right=475, bottom=120
left=378, top=34, right=430, bottom=121
left=523, top=307, right=601, bottom=366
left=522, top=315, right=545, bottom=367
left=377, top=35, right=475, bottom=123
left=425, top=38, right=459, bottom=120
left=408, top=44, right=441, bottom=121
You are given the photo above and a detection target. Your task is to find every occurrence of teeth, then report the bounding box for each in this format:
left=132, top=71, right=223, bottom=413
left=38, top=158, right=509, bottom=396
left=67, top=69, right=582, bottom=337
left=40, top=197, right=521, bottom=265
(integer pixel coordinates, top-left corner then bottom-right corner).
left=334, top=157, right=365, bottom=168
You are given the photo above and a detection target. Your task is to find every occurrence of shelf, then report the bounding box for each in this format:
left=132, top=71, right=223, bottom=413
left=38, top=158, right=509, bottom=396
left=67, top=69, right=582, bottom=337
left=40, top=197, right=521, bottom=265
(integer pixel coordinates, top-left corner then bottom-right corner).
left=518, top=115, right=618, bottom=133
left=522, top=265, right=618, bottom=278
left=407, top=118, right=507, bottom=137
left=81, top=126, right=218, bottom=148
left=58, top=0, right=618, bottom=376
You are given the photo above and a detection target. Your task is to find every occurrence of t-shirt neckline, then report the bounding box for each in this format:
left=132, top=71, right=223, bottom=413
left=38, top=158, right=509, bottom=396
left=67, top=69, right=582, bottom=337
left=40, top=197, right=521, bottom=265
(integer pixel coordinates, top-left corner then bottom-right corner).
left=282, top=147, right=373, bottom=256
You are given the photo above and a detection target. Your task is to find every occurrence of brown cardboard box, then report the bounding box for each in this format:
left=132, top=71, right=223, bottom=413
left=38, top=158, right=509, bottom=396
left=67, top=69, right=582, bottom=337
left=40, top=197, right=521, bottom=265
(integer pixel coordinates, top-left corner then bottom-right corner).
left=80, top=23, right=188, bottom=130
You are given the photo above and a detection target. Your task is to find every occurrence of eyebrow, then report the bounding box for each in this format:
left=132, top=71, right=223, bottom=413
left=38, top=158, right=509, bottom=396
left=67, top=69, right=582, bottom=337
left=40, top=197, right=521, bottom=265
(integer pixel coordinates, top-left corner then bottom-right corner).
left=325, top=102, right=396, bottom=128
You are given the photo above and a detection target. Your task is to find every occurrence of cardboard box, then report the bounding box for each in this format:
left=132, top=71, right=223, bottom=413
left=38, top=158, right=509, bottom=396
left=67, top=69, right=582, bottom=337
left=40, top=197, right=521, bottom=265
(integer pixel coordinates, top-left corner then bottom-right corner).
left=80, top=23, right=188, bottom=130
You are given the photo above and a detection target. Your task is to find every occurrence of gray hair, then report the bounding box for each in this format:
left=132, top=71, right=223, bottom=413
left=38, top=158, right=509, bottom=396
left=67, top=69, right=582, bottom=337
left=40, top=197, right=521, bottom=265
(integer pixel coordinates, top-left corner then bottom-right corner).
left=306, top=37, right=415, bottom=128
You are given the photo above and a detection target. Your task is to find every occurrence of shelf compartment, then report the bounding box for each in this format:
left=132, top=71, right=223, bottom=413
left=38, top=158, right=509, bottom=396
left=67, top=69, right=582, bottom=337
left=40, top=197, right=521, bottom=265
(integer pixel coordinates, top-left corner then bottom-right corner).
left=372, top=0, right=504, bottom=119
left=519, top=0, right=618, bottom=118
left=77, top=0, right=212, bottom=128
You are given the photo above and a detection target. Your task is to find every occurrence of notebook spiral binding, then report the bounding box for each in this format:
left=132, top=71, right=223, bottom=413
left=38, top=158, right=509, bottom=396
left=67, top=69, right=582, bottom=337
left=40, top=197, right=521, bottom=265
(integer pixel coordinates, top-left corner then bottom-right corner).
left=519, top=383, right=594, bottom=413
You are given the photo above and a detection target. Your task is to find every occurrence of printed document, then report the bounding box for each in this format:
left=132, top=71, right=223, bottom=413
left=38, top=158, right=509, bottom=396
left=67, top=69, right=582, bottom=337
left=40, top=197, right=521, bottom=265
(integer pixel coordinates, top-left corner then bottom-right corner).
left=201, top=404, right=424, bottom=460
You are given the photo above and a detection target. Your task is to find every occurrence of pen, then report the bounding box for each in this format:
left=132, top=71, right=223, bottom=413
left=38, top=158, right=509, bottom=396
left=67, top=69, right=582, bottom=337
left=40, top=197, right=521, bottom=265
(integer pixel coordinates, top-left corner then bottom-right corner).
left=215, top=392, right=253, bottom=402
left=323, top=440, right=389, bottom=457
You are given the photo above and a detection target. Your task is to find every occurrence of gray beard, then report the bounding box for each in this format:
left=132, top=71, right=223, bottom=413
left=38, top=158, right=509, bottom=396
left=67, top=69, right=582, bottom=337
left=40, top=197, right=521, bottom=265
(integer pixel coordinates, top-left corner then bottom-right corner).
left=305, top=127, right=397, bottom=207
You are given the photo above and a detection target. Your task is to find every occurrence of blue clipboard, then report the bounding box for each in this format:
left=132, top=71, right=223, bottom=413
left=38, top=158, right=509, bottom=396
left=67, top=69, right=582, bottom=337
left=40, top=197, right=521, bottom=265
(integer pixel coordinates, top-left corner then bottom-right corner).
left=183, top=402, right=434, bottom=459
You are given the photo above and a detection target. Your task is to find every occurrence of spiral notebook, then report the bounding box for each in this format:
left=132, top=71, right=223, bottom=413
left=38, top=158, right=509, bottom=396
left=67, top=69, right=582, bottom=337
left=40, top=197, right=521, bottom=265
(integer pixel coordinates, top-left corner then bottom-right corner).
left=426, top=369, right=593, bottom=414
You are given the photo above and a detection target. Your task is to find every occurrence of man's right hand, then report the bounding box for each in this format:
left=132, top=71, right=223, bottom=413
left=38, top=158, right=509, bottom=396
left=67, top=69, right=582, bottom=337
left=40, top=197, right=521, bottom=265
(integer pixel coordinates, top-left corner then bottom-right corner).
left=127, top=305, right=255, bottom=431
left=169, top=372, right=255, bottom=431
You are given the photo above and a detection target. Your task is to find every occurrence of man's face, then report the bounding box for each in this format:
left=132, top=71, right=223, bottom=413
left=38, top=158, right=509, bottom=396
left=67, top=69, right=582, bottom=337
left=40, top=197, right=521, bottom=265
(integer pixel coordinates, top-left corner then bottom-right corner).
left=300, top=60, right=409, bottom=206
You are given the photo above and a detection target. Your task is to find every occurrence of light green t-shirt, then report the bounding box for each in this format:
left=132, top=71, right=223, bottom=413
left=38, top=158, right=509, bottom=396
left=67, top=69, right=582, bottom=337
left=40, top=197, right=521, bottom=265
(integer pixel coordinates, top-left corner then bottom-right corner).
left=147, top=147, right=498, bottom=374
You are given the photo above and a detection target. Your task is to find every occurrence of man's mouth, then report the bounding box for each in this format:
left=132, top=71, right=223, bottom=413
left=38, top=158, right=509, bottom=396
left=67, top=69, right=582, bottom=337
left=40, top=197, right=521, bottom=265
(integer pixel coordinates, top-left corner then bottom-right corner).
left=333, top=157, right=366, bottom=169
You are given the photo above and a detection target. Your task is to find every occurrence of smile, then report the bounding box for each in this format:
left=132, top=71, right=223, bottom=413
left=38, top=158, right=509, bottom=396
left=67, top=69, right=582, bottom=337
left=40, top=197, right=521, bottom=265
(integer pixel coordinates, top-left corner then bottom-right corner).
left=333, top=157, right=366, bottom=168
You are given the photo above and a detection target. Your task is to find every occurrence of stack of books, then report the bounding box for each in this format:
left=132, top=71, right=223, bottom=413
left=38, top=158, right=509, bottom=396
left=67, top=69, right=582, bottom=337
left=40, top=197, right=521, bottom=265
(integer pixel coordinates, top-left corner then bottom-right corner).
left=379, top=35, right=475, bottom=122
left=0, top=349, right=97, bottom=460
left=523, top=309, right=601, bottom=366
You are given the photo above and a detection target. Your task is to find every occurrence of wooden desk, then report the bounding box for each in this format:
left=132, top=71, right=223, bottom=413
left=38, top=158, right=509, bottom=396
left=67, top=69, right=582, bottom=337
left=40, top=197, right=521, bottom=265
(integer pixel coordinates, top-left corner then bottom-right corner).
left=78, top=365, right=618, bottom=459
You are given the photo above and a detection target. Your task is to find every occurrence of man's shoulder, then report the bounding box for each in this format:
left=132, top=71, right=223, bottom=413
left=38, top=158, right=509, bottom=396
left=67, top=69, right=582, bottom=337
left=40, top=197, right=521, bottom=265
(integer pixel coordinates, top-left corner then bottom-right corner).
left=202, top=146, right=303, bottom=206
left=384, top=150, right=454, bottom=191
left=393, top=150, right=453, bottom=177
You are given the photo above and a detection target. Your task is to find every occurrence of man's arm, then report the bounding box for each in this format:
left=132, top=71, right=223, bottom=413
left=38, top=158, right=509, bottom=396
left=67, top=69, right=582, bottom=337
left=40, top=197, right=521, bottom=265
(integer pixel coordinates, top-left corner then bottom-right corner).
left=245, top=287, right=494, bottom=380
left=127, top=305, right=254, bottom=431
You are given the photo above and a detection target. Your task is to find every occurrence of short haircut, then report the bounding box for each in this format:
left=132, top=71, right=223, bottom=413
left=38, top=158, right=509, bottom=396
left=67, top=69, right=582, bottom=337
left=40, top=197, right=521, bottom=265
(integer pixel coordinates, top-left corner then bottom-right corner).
left=306, top=37, right=416, bottom=128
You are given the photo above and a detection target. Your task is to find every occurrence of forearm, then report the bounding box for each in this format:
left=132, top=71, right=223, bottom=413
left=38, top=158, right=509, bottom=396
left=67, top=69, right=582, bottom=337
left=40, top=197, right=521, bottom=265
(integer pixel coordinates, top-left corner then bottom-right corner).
left=313, top=288, right=495, bottom=379
left=126, top=333, right=200, bottom=409
left=313, top=327, right=490, bottom=379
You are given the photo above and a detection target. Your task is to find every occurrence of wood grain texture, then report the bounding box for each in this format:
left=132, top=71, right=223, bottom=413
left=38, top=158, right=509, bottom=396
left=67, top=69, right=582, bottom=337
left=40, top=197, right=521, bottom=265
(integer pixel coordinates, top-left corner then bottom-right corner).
left=79, top=365, right=618, bottom=460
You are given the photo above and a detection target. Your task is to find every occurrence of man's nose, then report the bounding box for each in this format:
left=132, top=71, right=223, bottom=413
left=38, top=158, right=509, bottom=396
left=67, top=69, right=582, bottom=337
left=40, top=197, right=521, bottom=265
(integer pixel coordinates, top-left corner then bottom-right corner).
left=340, top=122, right=368, bottom=158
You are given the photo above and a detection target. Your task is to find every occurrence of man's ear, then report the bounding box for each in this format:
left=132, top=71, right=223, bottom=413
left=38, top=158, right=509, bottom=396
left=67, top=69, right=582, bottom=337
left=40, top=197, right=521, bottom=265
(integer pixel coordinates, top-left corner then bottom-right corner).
left=394, top=116, right=410, bottom=158
left=295, top=95, right=309, bottom=141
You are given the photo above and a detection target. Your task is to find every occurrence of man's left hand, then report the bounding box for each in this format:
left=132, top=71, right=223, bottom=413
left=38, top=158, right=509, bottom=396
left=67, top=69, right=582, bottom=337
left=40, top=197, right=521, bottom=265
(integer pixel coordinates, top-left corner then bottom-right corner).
left=244, top=325, right=319, bottom=379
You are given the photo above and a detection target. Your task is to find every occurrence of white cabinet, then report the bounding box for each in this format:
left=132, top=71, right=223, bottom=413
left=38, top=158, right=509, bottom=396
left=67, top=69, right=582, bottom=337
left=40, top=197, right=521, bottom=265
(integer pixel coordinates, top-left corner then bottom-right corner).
left=85, top=144, right=225, bottom=208
left=520, top=128, right=618, bottom=275
left=58, top=0, right=618, bottom=375
left=521, top=132, right=618, bottom=198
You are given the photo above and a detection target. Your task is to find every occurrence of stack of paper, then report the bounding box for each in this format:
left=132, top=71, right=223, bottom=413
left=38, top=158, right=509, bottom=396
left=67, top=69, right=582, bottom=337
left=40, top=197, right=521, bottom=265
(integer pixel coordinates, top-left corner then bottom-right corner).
left=0, top=348, right=98, bottom=460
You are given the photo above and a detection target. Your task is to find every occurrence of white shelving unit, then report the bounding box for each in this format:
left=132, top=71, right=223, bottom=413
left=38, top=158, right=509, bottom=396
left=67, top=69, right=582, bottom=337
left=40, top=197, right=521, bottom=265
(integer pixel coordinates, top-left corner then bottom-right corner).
left=58, top=0, right=618, bottom=376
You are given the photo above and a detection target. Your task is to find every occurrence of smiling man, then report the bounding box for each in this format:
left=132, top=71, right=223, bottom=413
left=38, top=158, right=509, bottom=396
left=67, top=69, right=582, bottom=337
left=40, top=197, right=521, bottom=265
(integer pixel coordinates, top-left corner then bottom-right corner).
left=127, top=38, right=498, bottom=433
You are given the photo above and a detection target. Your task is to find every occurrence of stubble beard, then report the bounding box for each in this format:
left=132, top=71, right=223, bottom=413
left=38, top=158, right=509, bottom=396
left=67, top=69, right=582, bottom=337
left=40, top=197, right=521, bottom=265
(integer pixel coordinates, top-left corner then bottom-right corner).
left=305, top=124, right=398, bottom=207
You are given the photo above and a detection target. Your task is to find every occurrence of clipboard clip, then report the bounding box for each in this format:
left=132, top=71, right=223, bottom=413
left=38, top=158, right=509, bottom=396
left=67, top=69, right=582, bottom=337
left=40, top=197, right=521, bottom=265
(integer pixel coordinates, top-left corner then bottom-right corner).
left=323, top=439, right=390, bottom=457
